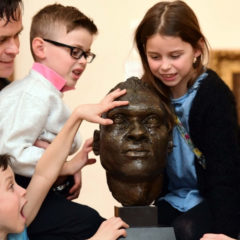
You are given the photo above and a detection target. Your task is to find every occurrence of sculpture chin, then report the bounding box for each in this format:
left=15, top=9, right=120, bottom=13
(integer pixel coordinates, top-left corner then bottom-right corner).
left=106, top=172, right=164, bottom=206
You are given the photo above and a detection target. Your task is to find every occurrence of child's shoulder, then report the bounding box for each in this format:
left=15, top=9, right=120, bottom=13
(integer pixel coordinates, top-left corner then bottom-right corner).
left=200, top=69, right=232, bottom=95
left=0, top=70, right=61, bottom=102
left=195, top=68, right=235, bottom=107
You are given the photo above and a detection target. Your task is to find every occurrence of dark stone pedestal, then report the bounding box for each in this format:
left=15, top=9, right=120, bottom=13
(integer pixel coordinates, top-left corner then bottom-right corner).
left=115, top=206, right=176, bottom=240
left=118, top=227, right=176, bottom=240
left=115, top=205, right=158, bottom=227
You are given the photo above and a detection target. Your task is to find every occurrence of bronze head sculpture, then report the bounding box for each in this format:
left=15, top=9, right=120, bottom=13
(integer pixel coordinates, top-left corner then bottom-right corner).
left=93, top=77, right=173, bottom=206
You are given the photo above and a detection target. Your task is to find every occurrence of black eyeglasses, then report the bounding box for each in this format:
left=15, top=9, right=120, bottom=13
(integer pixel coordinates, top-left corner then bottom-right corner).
left=43, top=38, right=96, bottom=63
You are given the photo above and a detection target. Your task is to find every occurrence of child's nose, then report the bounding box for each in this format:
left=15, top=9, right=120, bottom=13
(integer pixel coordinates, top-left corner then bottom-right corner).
left=161, top=60, right=171, bottom=70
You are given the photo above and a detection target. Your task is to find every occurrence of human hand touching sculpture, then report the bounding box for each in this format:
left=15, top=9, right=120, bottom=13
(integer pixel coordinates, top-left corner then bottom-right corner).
left=93, top=77, right=173, bottom=207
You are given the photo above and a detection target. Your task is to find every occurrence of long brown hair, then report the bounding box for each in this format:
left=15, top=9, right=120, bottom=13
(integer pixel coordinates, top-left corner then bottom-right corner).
left=135, top=0, right=209, bottom=104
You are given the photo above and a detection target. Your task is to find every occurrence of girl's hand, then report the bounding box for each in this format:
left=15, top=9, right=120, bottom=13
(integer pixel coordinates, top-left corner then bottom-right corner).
left=88, top=217, right=129, bottom=240
left=200, top=234, right=236, bottom=240
left=75, top=88, right=129, bottom=125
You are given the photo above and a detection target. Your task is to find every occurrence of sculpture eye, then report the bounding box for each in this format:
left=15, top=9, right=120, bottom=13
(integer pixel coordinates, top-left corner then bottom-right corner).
left=144, top=114, right=162, bottom=128
left=112, top=113, right=126, bottom=124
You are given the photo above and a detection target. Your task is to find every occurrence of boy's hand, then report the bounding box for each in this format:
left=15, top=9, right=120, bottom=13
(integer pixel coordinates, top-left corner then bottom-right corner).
left=75, top=88, right=129, bottom=125
left=88, top=217, right=129, bottom=240
left=200, top=234, right=236, bottom=240
left=67, top=170, right=82, bottom=200
left=70, top=137, right=96, bottom=170
left=66, top=138, right=96, bottom=200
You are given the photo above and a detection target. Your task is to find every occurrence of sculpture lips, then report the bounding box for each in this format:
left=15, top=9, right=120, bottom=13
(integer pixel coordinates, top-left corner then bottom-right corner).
left=124, top=150, right=149, bottom=157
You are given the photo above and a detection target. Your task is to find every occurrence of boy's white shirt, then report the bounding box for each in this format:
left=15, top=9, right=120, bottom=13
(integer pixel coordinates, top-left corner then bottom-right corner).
left=0, top=69, right=81, bottom=177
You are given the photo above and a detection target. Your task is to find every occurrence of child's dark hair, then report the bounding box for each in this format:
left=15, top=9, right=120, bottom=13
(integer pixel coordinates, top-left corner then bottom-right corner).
left=30, top=3, right=98, bottom=59
left=0, top=154, right=12, bottom=171
left=135, top=0, right=209, bottom=104
left=0, top=0, right=23, bottom=24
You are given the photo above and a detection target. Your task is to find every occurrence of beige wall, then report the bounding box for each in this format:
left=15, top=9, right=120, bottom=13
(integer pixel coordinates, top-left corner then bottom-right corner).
left=16, top=0, right=240, bottom=218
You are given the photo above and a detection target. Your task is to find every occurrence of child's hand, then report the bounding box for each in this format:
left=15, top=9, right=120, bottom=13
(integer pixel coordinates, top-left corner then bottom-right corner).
left=200, top=234, right=236, bottom=240
left=60, top=138, right=96, bottom=176
left=34, top=139, right=50, bottom=149
left=75, top=88, right=129, bottom=125
left=88, top=217, right=129, bottom=240
left=69, top=138, right=96, bottom=172
left=67, top=170, right=82, bottom=200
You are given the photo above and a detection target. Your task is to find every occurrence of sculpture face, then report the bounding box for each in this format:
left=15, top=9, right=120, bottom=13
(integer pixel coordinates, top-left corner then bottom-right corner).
left=93, top=78, right=171, bottom=205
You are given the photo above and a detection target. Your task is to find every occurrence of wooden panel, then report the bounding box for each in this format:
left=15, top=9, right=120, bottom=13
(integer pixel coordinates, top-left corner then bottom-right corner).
left=209, top=50, right=240, bottom=90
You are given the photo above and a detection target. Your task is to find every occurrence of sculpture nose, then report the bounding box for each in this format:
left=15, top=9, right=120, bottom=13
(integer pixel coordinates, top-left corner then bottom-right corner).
left=127, top=120, right=147, bottom=141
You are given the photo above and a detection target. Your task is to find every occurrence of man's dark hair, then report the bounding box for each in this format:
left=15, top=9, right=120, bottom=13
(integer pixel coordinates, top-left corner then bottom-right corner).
left=0, top=0, right=23, bottom=23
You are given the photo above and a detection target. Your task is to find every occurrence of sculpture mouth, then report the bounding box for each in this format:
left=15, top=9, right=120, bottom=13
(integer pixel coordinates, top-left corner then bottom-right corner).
left=124, top=150, right=149, bottom=157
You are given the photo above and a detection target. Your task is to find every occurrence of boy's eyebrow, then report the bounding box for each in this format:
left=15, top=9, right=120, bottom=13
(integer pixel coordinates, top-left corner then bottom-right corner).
left=5, top=175, right=13, bottom=182
left=73, top=43, right=91, bottom=52
left=0, top=175, right=13, bottom=187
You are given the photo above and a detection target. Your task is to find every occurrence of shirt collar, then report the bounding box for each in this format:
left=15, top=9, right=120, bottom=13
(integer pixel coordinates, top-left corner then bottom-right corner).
left=32, top=62, right=74, bottom=92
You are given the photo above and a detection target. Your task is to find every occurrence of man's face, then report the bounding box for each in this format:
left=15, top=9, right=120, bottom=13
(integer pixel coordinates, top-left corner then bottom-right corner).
left=0, top=13, right=22, bottom=78
left=97, top=87, right=169, bottom=181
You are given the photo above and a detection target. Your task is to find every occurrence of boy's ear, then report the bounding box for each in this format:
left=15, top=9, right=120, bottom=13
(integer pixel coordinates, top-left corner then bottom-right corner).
left=93, top=130, right=100, bottom=155
left=32, top=37, right=46, bottom=60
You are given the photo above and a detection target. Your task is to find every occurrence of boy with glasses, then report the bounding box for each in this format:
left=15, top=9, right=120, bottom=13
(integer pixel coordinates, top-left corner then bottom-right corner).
left=0, top=3, right=110, bottom=240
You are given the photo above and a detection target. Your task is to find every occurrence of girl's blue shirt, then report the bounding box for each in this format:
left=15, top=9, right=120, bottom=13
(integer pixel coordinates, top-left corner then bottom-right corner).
left=161, top=72, right=208, bottom=212
left=8, top=227, right=29, bottom=240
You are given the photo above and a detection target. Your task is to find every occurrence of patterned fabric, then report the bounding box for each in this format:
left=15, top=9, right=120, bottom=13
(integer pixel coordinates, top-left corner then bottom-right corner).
left=175, top=115, right=206, bottom=169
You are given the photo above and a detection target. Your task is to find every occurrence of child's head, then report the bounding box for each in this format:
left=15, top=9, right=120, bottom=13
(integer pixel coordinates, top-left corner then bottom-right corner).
left=30, top=4, right=98, bottom=88
left=135, top=0, right=209, bottom=99
left=0, top=154, right=26, bottom=237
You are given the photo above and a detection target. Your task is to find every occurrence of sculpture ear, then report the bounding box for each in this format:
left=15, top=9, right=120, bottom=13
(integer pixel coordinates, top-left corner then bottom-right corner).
left=93, top=130, right=100, bottom=155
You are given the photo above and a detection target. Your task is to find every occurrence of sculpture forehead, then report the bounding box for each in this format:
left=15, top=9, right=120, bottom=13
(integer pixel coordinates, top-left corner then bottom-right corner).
left=104, top=87, right=166, bottom=118
left=118, top=87, right=161, bottom=105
